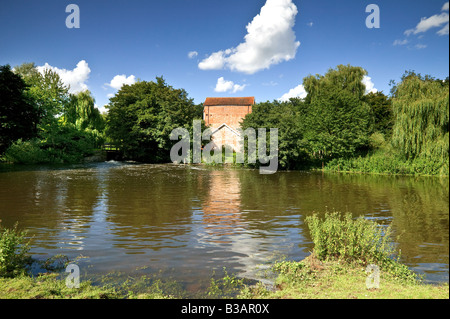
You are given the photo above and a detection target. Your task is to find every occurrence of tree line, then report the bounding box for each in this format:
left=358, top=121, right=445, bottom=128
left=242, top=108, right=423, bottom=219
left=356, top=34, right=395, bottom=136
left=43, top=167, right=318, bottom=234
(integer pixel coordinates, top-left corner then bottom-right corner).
left=0, top=63, right=448, bottom=175
left=242, top=65, right=449, bottom=175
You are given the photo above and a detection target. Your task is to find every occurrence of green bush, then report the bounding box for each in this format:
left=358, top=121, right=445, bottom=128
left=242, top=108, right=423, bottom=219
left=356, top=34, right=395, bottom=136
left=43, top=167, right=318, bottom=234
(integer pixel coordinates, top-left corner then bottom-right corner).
left=3, top=124, right=103, bottom=165
left=4, top=139, right=49, bottom=164
left=305, top=212, right=395, bottom=265
left=0, top=223, right=32, bottom=278
left=324, top=151, right=449, bottom=176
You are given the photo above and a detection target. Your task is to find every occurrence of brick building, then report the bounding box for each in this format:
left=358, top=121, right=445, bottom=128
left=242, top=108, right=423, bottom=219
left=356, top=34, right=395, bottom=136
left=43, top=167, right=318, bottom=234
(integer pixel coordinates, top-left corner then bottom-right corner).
left=203, top=97, right=255, bottom=152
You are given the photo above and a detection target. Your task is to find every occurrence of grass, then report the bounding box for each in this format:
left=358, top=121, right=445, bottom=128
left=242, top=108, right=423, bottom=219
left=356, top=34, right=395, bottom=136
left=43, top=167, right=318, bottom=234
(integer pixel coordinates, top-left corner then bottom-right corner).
left=324, top=150, right=449, bottom=177
left=239, top=254, right=449, bottom=299
left=0, top=273, right=119, bottom=299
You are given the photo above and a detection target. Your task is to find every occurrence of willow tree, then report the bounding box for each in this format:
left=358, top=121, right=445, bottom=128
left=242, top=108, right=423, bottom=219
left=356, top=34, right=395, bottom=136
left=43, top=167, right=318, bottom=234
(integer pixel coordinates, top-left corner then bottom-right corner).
left=66, top=90, right=104, bottom=132
left=391, top=74, right=449, bottom=165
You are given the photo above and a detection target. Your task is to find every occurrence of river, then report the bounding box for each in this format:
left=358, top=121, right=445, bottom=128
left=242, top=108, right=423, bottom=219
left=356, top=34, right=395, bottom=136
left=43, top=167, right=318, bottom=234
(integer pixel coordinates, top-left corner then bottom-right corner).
left=0, top=161, right=448, bottom=292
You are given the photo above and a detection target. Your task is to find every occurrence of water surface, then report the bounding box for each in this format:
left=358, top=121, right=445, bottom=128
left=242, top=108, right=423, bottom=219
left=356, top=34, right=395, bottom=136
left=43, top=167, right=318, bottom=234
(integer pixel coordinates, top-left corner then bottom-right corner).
left=0, top=162, right=448, bottom=289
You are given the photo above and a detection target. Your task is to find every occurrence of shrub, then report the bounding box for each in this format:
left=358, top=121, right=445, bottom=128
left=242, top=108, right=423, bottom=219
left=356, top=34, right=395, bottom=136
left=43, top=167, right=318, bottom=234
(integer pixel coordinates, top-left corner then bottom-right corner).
left=3, top=138, right=49, bottom=164
left=324, top=151, right=449, bottom=176
left=305, top=211, right=418, bottom=283
left=306, top=212, right=395, bottom=266
left=0, top=223, right=32, bottom=278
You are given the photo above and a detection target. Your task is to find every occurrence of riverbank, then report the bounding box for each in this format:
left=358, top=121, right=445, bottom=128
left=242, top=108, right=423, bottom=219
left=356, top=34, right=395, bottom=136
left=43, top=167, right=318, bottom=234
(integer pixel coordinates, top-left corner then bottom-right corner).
left=239, top=255, right=449, bottom=299
left=322, top=151, right=449, bottom=177
left=0, top=255, right=448, bottom=299
left=1, top=212, right=448, bottom=299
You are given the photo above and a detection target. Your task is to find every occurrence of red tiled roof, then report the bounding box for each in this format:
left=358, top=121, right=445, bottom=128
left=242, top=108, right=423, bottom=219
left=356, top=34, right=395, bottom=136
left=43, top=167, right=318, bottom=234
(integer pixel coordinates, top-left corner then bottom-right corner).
left=204, top=97, right=255, bottom=106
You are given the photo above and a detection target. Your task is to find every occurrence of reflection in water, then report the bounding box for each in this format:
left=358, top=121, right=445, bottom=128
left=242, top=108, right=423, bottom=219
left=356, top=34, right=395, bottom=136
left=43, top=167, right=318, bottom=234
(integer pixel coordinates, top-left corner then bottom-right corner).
left=0, top=163, right=448, bottom=285
left=201, top=170, right=243, bottom=243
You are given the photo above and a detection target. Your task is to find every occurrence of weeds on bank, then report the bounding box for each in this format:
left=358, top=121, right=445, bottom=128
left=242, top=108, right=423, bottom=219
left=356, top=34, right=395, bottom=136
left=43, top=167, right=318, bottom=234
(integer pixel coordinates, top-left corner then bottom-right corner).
left=207, top=267, right=247, bottom=298
left=0, top=222, right=33, bottom=278
left=305, top=211, right=419, bottom=284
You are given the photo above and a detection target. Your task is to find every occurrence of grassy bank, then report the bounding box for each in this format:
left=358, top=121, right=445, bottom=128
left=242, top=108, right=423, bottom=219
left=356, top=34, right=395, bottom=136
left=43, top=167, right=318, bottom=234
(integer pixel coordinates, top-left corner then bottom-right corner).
left=239, top=255, right=449, bottom=299
left=1, top=213, right=448, bottom=299
left=323, top=150, right=449, bottom=177
left=0, top=273, right=175, bottom=299
left=1, top=258, right=447, bottom=299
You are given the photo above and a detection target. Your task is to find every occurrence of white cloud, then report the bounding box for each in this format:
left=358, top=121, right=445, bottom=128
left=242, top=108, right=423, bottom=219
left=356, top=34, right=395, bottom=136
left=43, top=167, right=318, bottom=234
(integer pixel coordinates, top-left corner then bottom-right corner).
left=278, top=84, right=307, bottom=101
left=415, top=43, right=428, bottom=49
left=437, top=22, right=449, bottom=35
left=188, top=51, right=198, bottom=59
left=36, top=60, right=90, bottom=93
left=262, top=81, right=278, bottom=86
left=404, top=2, right=449, bottom=36
left=199, top=0, right=300, bottom=74
left=362, top=76, right=378, bottom=94
left=307, top=22, right=313, bottom=27
left=393, top=39, right=408, bottom=46
left=199, top=51, right=228, bottom=70
left=214, top=77, right=247, bottom=93
left=106, top=74, right=136, bottom=90
left=95, top=103, right=107, bottom=114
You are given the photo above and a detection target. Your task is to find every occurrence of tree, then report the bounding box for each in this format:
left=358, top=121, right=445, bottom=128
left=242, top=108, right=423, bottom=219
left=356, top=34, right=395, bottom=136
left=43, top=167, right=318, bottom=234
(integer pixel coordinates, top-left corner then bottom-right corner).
left=241, top=100, right=310, bottom=170
left=391, top=73, right=449, bottom=163
left=14, top=62, right=70, bottom=128
left=0, top=65, right=39, bottom=154
left=303, top=64, right=367, bottom=102
left=106, top=77, right=202, bottom=162
left=362, top=91, right=393, bottom=138
left=65, top=90, right=105, bottom=132
left=302, top=65, right=373, bottom=159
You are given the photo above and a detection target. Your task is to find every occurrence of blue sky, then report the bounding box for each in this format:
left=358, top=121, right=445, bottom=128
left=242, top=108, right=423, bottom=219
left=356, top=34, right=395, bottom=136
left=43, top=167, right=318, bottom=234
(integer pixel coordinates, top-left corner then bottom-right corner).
left=0, top=0, right=448, bottom=112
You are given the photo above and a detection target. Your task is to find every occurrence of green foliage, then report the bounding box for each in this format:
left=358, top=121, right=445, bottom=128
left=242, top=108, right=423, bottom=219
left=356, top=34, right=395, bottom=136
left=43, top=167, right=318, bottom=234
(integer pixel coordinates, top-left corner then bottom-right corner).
left=362, top=91, right=393, bottom=138
left=0, top=223, right=32, bottom=278
left=4, top=124, right=102, bottom=164
left=325, top=150, right=448, bottom=176
left=305, top=211, right=418, bottom=283
left=306, top=212, right=395, bottom=265
left=65, top=90, right=105, bottom=132
left=322, top=72, right=449, bottom=176
left=14, top=62, right=70, bottom=127
left=207, top=267, right=246, bottom=298
left=3, top=138, right=49, bottom=164
left=304, top=87, right=372, bottom=159
left=1, top=63, right=106, bottom=164
left=391, top=73, right=449, bottom=163
left=240, top=65, right=375, bottom=169
left=241, top=100, right=310, bottom=170
left=0, top=65, right=39, bottom=154
left=303, top=64, right=368, bottom=101
left=302, top=65, right=373, bottom=159
left=106, top=77, right=203, bottom=162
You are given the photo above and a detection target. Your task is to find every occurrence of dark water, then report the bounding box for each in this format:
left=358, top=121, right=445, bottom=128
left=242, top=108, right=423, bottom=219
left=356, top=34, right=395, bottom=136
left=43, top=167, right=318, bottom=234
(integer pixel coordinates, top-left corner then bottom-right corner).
left=0, top=162, right=448, bottom=290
